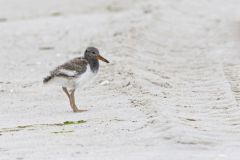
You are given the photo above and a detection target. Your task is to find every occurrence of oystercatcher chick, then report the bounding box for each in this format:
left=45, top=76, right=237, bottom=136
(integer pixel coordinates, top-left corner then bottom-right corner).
left=43, top=47, right=109, bottom=112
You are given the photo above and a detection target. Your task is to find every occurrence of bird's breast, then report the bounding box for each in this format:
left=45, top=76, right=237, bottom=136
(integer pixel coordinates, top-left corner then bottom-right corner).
left=76, top=65, right=97, bottom=88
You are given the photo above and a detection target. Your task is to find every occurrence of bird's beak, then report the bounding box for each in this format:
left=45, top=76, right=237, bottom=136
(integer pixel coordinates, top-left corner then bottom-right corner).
left=96, top=55, right=110, bottom=63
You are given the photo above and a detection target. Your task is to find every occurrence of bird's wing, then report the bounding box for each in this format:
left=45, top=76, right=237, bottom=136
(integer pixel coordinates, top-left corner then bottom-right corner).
left=51, top=58, right=88, bottom=78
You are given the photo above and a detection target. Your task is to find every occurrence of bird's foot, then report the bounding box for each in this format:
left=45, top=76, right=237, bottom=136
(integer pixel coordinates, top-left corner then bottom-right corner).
left=73, top=108, right=88, bottom=113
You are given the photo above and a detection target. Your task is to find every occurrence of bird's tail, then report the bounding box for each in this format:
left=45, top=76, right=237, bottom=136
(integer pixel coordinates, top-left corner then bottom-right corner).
left=43, top=75, right=53, bottom=84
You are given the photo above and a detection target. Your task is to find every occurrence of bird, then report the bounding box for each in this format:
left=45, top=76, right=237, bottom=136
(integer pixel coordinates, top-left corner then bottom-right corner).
left=43, top=47, right=109, bottom=112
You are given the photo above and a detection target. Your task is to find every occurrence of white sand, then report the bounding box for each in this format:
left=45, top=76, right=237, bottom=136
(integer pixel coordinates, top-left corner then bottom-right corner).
left=1, top=0, right=240, bottom=159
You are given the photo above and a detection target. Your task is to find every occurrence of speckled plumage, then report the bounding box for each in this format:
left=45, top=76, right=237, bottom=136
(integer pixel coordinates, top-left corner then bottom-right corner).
left=48, top=57, right=88, bottom=79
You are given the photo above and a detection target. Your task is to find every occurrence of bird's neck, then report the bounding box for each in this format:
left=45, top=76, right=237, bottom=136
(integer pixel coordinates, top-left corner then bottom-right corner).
left=86, top=58, right=99, bottom=73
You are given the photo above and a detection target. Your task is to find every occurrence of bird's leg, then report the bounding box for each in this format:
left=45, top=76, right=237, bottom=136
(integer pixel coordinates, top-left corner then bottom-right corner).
left=70, top=89, right=87, bottom=112
left=62, top=87, right=74, bottom=111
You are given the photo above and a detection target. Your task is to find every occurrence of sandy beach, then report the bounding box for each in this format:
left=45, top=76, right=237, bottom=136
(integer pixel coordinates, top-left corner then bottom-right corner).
left=1, top=0, right=240, bottom=159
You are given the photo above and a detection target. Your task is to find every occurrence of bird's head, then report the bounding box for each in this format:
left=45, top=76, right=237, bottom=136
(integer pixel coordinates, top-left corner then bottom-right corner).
left=84, top=47, right=109, bottom=63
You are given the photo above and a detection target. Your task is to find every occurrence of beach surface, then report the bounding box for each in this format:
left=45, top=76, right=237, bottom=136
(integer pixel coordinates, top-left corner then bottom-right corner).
left=1, top=0, right=240, bottom=159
